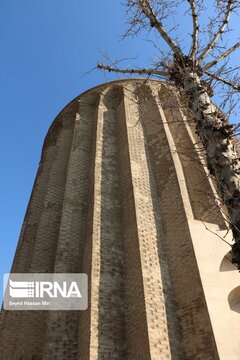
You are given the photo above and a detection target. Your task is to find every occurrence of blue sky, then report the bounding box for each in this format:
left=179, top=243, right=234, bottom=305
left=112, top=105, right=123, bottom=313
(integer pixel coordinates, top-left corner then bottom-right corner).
left=0, top=0, right=155, bottom=301
left=0, top=1, right=239, bottom=301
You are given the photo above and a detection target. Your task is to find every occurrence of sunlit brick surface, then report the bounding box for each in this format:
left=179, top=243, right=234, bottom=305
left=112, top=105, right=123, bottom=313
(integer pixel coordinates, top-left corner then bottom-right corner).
left=1, top=80, right=236, bottom=359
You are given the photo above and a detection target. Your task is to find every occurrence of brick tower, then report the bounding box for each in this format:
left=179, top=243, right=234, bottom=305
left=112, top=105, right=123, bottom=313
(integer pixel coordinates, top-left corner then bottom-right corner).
left=0, top=79, right=239, bottom=359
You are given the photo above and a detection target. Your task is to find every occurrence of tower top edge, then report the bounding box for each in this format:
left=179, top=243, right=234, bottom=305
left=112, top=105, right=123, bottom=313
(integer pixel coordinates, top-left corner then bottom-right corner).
left=55, top=78, right=171, bottom=122
left=58, top=78, right=169, bottom=118
left=40, top=78, right=172, bottom=159
left=75, top=77, right=165, bottom=101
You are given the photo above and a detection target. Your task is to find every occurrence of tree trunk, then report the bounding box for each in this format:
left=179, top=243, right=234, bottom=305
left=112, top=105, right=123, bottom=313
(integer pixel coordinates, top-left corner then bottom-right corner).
left=181, top=69, right=240, bottom=267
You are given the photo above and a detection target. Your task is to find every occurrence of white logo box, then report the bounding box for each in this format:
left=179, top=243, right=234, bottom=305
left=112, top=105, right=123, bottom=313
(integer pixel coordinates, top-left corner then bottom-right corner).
left=3, top=273, right=88, bottom=310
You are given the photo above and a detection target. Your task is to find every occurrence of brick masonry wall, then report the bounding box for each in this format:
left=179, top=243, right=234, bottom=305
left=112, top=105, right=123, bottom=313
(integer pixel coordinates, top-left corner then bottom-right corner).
left=0, top=79, right=226, bottom=359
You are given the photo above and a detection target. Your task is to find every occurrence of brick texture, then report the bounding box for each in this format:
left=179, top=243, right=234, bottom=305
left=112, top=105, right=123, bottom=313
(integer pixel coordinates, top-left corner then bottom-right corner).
left=0, top=79, right=227, bottom=359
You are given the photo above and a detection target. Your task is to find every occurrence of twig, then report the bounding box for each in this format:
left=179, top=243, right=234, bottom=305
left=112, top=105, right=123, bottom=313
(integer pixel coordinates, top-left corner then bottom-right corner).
left=97, top=63, right=169, bottom=77
left=202, top=221, right=232, bottom=247
left=203, top=40, right=240, bottom=70
left=188, top=0, right=199, bottom=59
left=198, top=0, right=234, bottom=62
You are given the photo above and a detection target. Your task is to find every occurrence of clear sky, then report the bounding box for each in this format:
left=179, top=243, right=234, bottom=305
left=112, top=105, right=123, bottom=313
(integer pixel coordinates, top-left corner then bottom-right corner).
left=0, top=0, right=156, bottom=301
left=0, top=1, right=239, bottom=301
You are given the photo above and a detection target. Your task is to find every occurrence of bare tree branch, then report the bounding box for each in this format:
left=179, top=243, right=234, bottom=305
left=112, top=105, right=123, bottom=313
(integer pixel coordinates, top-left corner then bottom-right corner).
left=98, top=0, right=240, bottom=268
left=136, top=0, right=183, bottom=57
left=188, top=0, right=199, bottom=60
left=97, top=63, right=169, bottom=77
left=203, top=40, right=240, bottom=71
left=198, top=0, right=234, bottom=62
left=205, top=70, right=240, bottom=91
left=202, top=222, right=232, bottom=247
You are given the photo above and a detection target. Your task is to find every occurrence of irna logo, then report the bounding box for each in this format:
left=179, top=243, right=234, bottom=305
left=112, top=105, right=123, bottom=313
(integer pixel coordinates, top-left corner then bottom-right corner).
left=3, top=273, right=87, bottom=310
left=9, top=279, right=82, bottom=299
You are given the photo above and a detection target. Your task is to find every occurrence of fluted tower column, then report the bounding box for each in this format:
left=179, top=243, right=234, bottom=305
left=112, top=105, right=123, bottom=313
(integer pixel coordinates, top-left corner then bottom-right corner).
left=0, top=80, right=239, bottom=360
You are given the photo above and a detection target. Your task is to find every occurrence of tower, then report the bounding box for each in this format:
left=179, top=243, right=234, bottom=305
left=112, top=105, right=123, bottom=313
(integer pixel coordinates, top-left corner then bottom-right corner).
left=0, top=79, right=239, bottom=359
